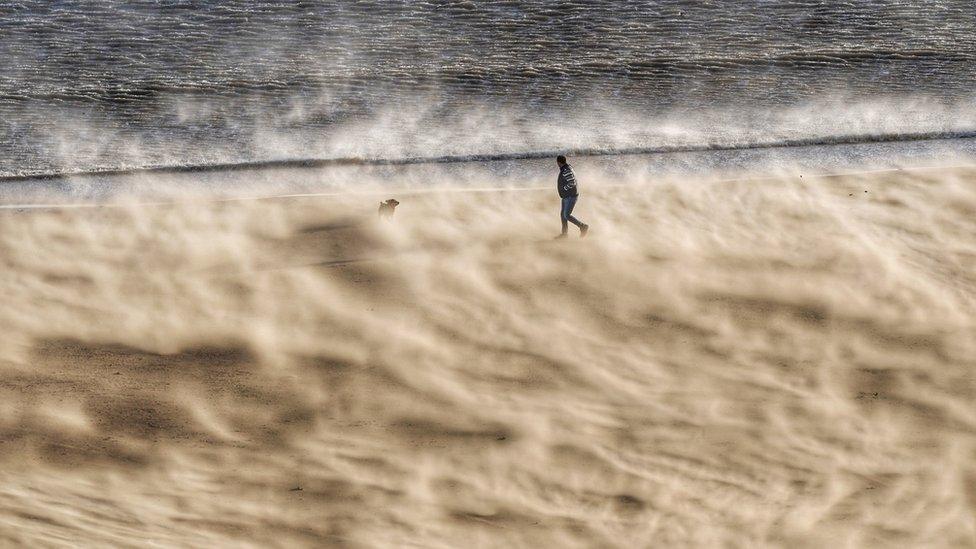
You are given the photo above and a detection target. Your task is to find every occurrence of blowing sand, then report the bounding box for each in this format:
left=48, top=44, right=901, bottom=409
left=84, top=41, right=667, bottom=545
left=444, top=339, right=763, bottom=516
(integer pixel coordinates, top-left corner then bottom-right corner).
left=1, top=167, right=975, bottom=547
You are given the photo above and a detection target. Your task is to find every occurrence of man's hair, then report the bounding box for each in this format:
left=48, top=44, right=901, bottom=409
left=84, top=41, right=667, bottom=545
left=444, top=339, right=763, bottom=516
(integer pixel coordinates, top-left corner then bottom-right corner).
left=556, top=155, right=567, bottom=164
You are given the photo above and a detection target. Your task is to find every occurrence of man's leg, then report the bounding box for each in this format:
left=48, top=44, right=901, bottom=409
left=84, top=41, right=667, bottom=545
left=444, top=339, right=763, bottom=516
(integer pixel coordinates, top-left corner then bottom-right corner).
left=563, top=196, right=588, bottom=237
left=564, top=196, right=584, bottom=228
left=560, top=197, right=572, bottom=234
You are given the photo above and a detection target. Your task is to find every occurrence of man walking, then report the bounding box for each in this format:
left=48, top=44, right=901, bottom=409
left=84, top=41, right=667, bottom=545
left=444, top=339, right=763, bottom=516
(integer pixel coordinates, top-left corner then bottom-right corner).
left=555, top=155, right=589, bottom=238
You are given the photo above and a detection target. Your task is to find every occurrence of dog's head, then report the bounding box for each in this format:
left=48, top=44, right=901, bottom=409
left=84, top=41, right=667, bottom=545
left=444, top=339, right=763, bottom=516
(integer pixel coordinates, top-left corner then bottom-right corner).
left=383, top=199, right=400, bottom=208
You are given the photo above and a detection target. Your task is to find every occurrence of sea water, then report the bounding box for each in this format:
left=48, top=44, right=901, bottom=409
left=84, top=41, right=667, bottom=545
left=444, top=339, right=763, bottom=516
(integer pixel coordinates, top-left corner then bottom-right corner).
left=1, top=0, right=975, bottom=181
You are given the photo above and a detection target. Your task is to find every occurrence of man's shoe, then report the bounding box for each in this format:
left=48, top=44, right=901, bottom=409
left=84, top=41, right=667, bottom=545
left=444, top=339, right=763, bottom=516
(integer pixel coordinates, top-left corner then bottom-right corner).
left=580, top=224, right=589, bottom=238
left=554, top=233, right=568, bottom=240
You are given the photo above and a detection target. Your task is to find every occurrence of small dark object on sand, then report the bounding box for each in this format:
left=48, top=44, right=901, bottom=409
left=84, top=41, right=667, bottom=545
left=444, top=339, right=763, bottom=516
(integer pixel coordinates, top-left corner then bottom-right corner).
left=378, top=199, right=399, bottom=220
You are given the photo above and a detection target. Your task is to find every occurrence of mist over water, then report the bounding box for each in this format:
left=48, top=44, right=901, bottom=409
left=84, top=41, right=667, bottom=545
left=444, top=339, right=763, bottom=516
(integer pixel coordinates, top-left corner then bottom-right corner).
left=2, top=0, right=976, bottom=178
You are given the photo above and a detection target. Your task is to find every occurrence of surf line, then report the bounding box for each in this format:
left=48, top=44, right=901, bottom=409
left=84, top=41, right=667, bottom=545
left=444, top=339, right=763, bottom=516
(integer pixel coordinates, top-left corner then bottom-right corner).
left=0, top=161, right=972, bottom=212
left=3, top=162, right=975, bottom=212
left=2, top=129, right=976, bottom=183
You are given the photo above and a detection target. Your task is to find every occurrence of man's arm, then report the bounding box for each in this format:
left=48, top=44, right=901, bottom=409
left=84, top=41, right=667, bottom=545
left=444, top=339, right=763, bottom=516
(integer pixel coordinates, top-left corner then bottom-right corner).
left=559, top=168, right=577, bottom=193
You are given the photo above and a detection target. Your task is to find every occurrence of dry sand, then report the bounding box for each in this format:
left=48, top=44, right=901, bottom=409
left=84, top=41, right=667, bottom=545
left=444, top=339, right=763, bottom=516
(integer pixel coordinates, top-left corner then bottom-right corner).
left=1, top=167, right=975, bottom=547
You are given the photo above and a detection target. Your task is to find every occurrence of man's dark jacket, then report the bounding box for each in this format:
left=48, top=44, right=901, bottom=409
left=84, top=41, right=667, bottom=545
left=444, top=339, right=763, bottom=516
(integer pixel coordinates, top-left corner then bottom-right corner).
left=557, top=164, right=579, bottom=198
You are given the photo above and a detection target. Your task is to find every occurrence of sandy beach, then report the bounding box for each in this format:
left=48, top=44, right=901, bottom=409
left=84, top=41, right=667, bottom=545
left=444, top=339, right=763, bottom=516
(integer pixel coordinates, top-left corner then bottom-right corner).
left=1, top=167, right=975, bottom=547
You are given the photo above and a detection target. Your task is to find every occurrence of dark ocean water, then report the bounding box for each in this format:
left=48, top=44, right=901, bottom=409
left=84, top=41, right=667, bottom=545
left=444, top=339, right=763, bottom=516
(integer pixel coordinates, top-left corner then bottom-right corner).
left=2, top=0, right=975, bottom=178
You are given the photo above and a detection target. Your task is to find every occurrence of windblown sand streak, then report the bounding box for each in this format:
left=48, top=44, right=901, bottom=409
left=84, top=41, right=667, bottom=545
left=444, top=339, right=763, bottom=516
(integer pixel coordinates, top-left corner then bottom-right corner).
left=1, top=168, right=975, bottom=547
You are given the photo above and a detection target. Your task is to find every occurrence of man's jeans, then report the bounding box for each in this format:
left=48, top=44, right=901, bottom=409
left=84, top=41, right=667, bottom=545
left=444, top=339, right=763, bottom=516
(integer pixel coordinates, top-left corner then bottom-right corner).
left=561, top=196, right=583, bottom=234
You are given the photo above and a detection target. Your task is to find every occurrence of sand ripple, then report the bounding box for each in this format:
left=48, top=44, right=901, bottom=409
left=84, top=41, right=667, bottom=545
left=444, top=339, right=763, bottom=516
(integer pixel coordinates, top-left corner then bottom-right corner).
left=0, top=167, right=974, bottom=546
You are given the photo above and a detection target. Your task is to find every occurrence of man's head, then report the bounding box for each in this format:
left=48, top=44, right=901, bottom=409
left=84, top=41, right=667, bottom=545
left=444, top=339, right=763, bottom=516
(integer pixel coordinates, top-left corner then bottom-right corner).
left=556, top=155, right=567, bottom=167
